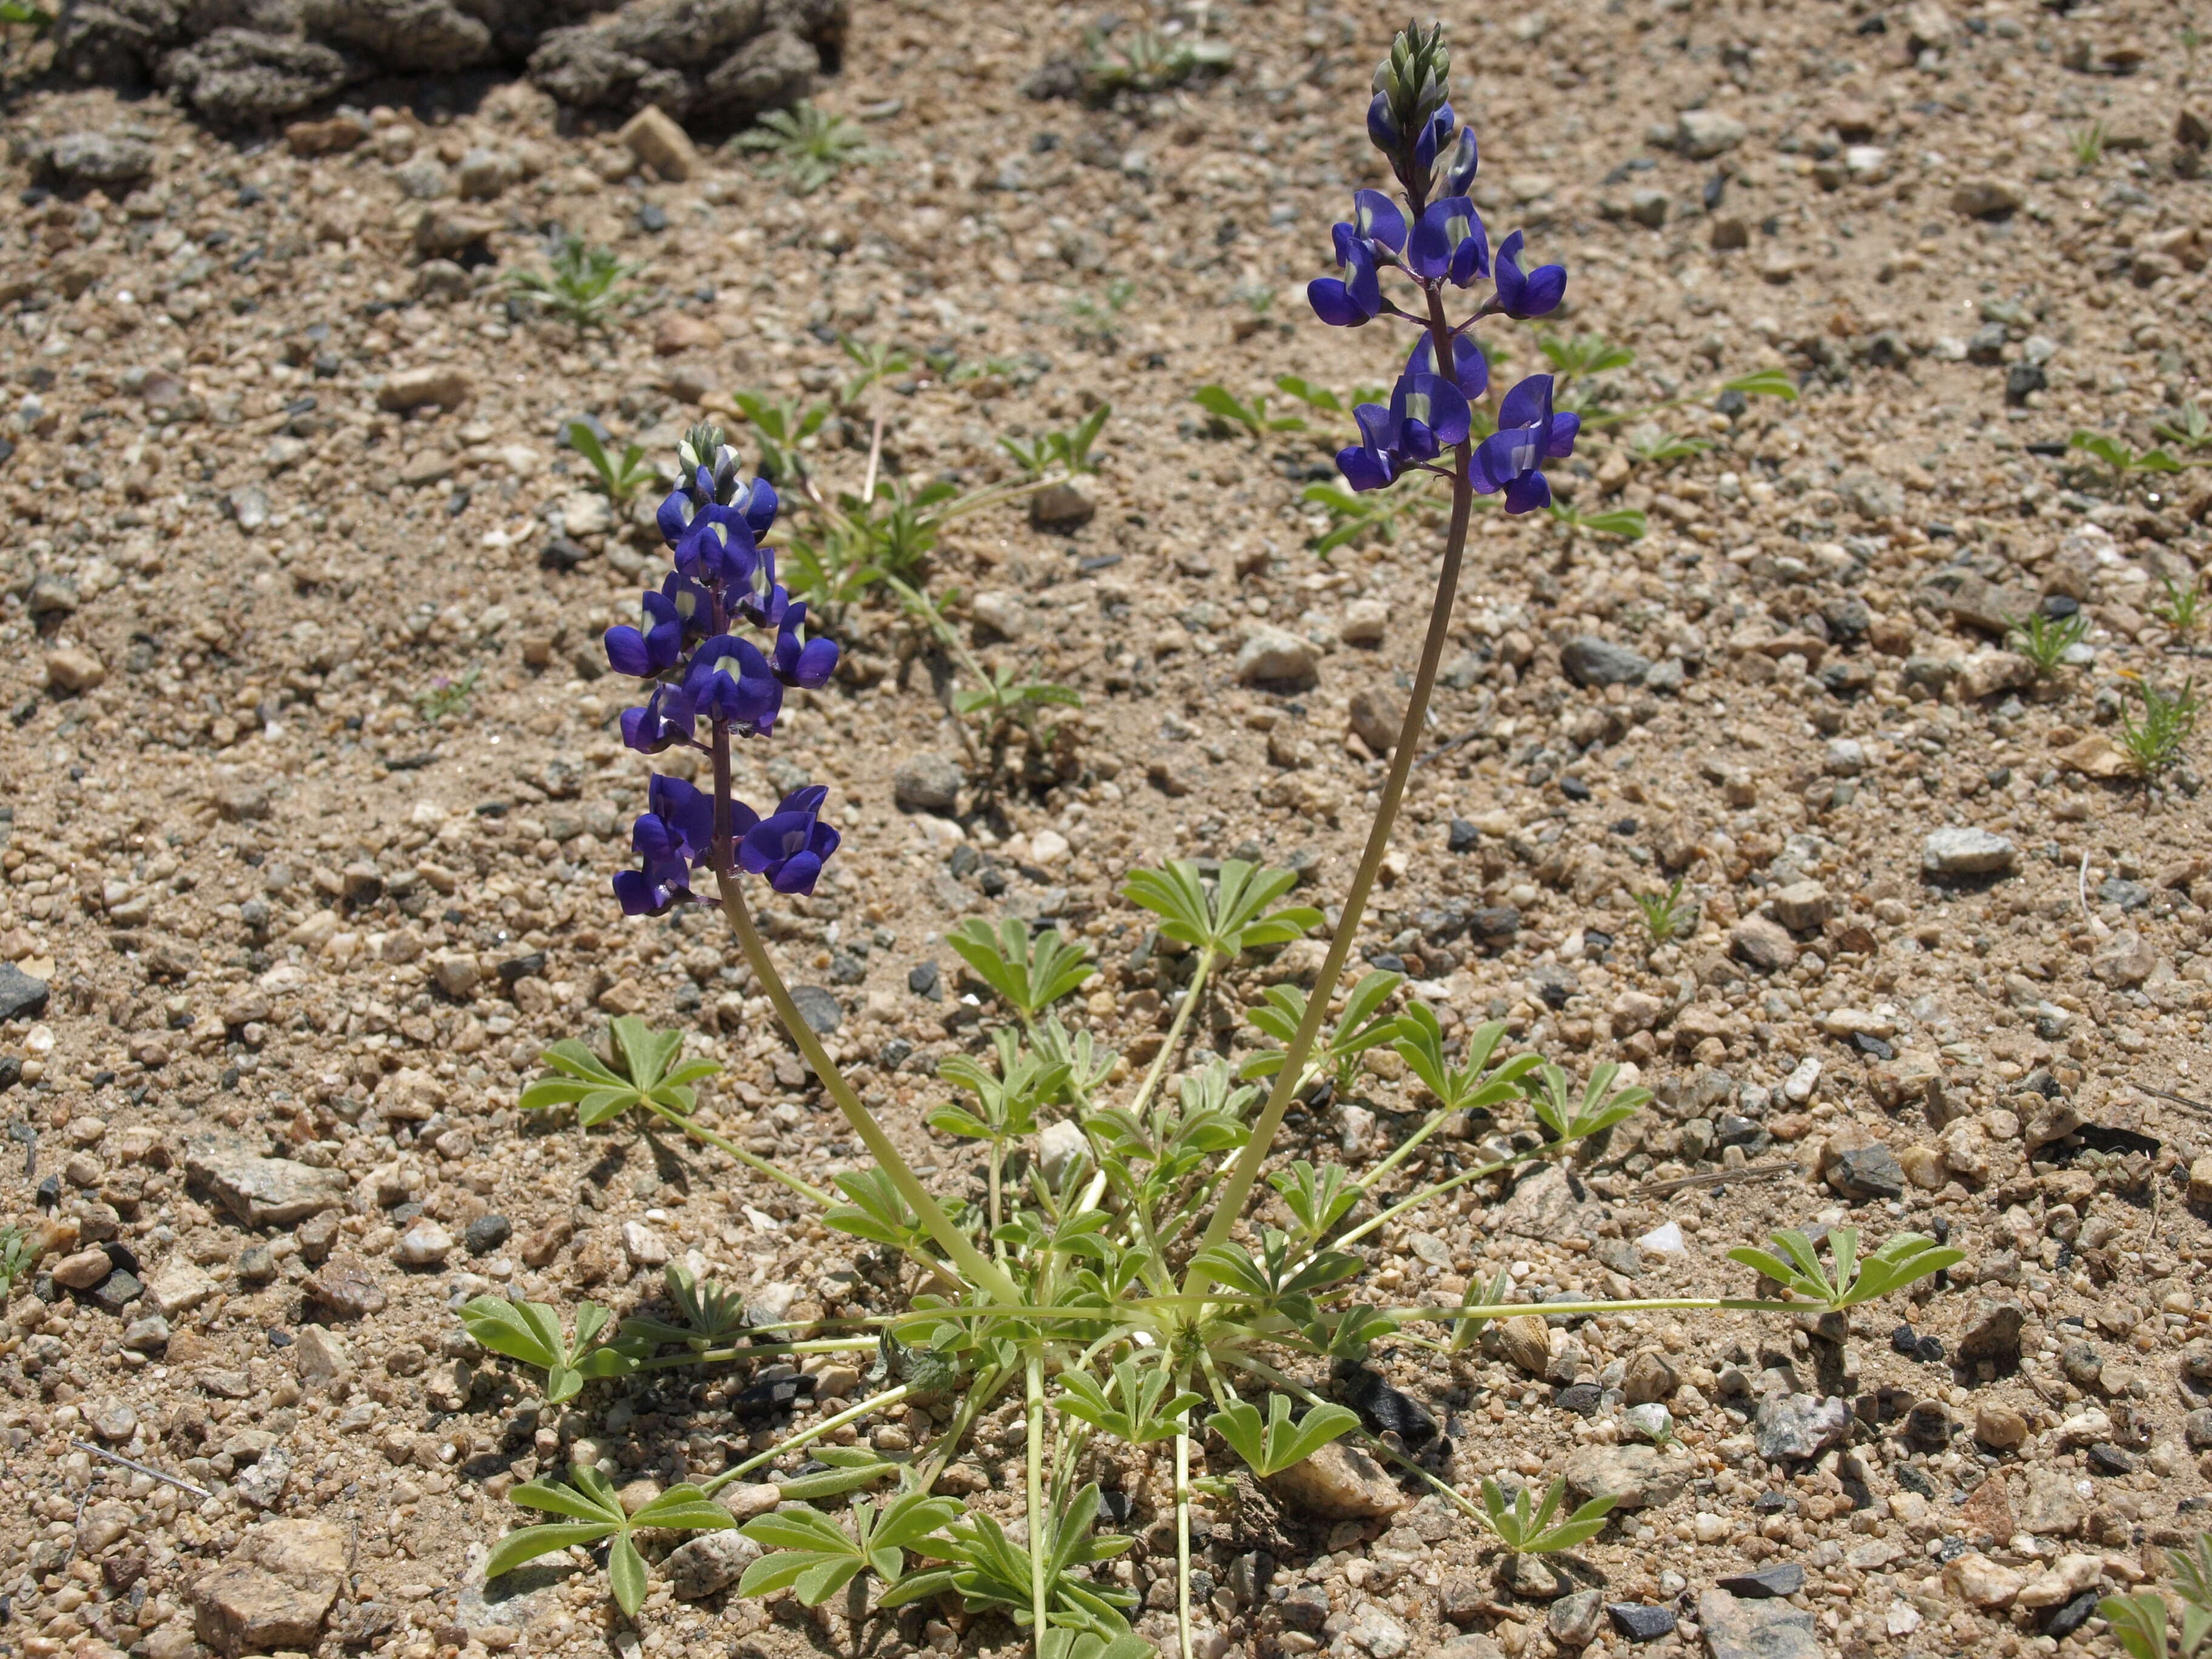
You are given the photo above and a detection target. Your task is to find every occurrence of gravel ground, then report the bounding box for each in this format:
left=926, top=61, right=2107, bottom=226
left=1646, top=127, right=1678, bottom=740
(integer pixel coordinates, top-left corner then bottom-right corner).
left=5, top=3, right=2212, bottom=1659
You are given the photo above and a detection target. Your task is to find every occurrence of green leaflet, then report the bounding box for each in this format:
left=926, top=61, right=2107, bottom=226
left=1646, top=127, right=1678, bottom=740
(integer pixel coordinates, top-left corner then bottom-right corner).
left=737, top=1492, right=960, bottom=1606
left=486, top=1465, right=729, bottom=1617
left=1480, top=1476, right=1618, bottom=1554
left=948, top=917, right=1098, bottom=1020
left=518, top=1017, right=719, bottom=1127
left=1054, top=1358, right=1202, bottom=1446
left=1725, top=1227, right=1963, bottom=1312
left=1208, top=1393, right=1359, bottom=1476
left=1123, top=859, right=1319, bottom=959
left=458, top=1297, right=640, bottom=1403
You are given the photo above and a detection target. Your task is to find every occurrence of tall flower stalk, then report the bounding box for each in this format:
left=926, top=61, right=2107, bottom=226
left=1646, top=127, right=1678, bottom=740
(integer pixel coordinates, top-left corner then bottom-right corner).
left=1199, top=23, right=1573, bottom=1270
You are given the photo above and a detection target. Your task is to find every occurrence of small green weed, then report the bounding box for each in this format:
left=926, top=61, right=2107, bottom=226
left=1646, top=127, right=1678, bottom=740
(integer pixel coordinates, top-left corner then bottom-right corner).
left=2070, top=429, right=2184, bottom=482
left=730, top=390, right=830, bottom=484
left=1065, top=278, right=1139, bottom=347
left=414, top=666, right=480, bottom=724
left=1002, top=404, right=1112, bottom=475
left=2116, top=675, right=2200, bottom=779
left=566, top=419, right=654, bottom=503
left=2156, top=400, right=2212, bottom=454
left=1629, top=877, right=1693, bottom=944
left=2153, top=571, right=2207, bottom=640
left=0, top=1227, right=32, bottom=1299
left=2067, top=119, right=2109, bottom=170
left=732, top=102, right=885, bottom=195
left=0, top=0, right=54, bottom=28
left=506, top=235, right=642, bottom=333
left=1191, top=384, right=1306, bottom=440
left=1084, top=25, right=1232, bottom=95
left=1548, top=502, right=1649, bottom=541
left=2006, top=609, right=2091, bottom=675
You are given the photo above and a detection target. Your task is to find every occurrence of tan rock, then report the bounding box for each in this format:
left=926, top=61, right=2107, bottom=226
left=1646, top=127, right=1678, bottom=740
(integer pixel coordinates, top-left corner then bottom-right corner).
left=1958, top=1467, right=2017, bottom=1537
left=654, top=313, right=723, bottom=357
left=1942, top=1551, right=2023, bottom=1609
left=379, top=365, right=472, bottom=412
left=2059, top=733, right=2130, bottom=778
left=1264, top=1440, right=1406, bottom=1520
left=618, top=105, right=699, bottom=181
left=193, top=1520, right=348, bottom=1655
left=1348, top=688, right=1404, bottom=752
left=1498, top=1314, right=1552, bottom=1376
left=53, top=1246, right=114, bottom=1290
left=45, top=646, right=107, bottom=693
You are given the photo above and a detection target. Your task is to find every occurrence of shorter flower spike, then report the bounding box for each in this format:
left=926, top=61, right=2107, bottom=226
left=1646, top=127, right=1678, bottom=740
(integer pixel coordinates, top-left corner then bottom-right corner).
left=739, top=785, right=842, bottom=895
left=612, top=774, right=734, bottom=915
left=1493, top=230, right=1567, bottom=320
left=685, top=635, right=784, bottom=736
left=1471, top=374, right=1580, bottom=514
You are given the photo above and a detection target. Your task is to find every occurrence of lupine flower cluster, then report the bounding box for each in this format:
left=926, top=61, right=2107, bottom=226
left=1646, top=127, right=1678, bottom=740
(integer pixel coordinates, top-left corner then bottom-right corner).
left=1309, top=25, right=1578, bottom=511
left=602, top=426, right=843, bottom=913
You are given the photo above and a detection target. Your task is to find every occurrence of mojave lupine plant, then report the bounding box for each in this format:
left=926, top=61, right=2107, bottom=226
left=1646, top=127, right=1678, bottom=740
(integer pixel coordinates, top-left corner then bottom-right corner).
left=457, top=24, right=1963, bottom=1657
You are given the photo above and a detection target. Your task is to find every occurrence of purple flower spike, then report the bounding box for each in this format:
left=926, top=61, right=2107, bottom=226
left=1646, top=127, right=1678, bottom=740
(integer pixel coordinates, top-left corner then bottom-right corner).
left=1407, top=196, right=1487, bottom=287
left=685, top=634, right=784, bottom=736
left=1334, top=372, right=1469, bottom=492
left=1493, top=230, right=1567, bottom=320
left=657, top=488, right=697, bottom=545
left=739, top=786, right=841, bottom=896
left=1351, top=189, right=1407, bottom=253
left=773, top=604, right=839, bottom=689
left=1472, top=374, right=1578, bottom=514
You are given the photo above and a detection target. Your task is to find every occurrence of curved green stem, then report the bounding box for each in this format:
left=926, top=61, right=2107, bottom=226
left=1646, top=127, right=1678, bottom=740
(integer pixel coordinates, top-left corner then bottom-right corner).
left=1331, top=1148, right=1532, bottom=1252
left=1128, top=947, right=1216, bottom=1125
left=1390, top=1296, right=1802, bottom=1323
left=700, top=1381, right=911, bottom=1493
left=644, top=1101, right=833, bottom=1207
left=1174, top=1423, right=1195, bottom=1659
left=714, top=862, right=1019, bottom=1306
left=1190, top=281, right=1478, bottom=1285
left=1027, top=1351, right=1049, bottom=1643
left=631, top=1336, right=876, bottom=1371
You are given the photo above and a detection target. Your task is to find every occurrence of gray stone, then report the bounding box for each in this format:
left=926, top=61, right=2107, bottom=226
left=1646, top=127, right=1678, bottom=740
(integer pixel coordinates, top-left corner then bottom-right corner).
left=1236, top=626, right=1319, bottom=688
left=1917, top=570, right=2039, bottom=636
left=1754, top=1393, right=1849, bottom=1461
left=1627, top=187, right=1669, bottom=227
left=1548, top=1589, right=1606, bottom=1649
left=1697, top=1589, right=1822, bottom=1659
left=893, top=754, right=964, bottom=812
left=301, top=0, right=490, bottom=73
left=788, top=985, right=842, bottom=1035
left=163, top=29, right=352, bottom=127
left=1607, top=1602, right=1678, bottom=1642
left=1038, top=1119, right=1088, bottom=1188
left=2016, top=1465, right=2086, bottom=1537
left=1495, top=1164, right=1603, bottom=1242
left=1348, top=687, right=1405, bottom=752
left=0, top=962, right=50, bottom=1022
left=1729, top=915, right=1798, bottom=974
left=1560, top=635, right=1652, bottom=688
left=1563, top=1443, right=1684, bottom=1511
left=1677, top=109, right=1748, bottom=158
left=42, top=131, right=155, bottom=190
left=663, top=1528, right=759, bottom=1598
left=186, top=1148, right=347, bottom=1227
left=394, top=1219, right=454, bottom=1267
left=1496, top=1553, right=1563, bottom=1599
left=1029, top=481, right=1096, bottom=529
left=1922, top=827, right=2016, bottom=877
left=1717, top=1563, right=1805, bottom=1600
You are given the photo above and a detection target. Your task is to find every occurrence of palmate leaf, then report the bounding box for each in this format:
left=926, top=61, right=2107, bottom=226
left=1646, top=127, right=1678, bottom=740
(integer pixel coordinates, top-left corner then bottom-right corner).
left=1390, top=1009, right=1540, bottom=1116
left=1123, top=857, right=1319, bottom=960
left=1522, top=1061, right=1649, bottom=1146
left=458, top=1297, right=635, bottom=1403
left=1269, top=1159, right=1358, bottom=1241
left=1210, top=1393, right=1361, bottom=1477
left=1724, top=1226, right=1962, bottom=1312
left=1189, top=1228, right=1361, bottom=1303
left=738, top=1493, right=960, bottom=1606
left=1538, top=331, right=1636, bottom=377
left=823, top=1165, right=930, bottom=1251
left=2099, top=1592, right=2168, bottom=1659
left=618, top=1263, right=746, bottom=1350
left=519, top=1020, right=718, bottom=1125
left=2168, top=1530, right=2212, bottom=1658
left=1055, top=1358, right=1202, bottom=1446
left=947, top=917, right=1096, bottom=1019
left=490, top=1466, right=729, bottom=1617
left=882, top=1484, right=1134, bottom=1628
left=1241, top=970, right=1402, bottom=1085
left=1480, top=1476, right=1617, bottom=1554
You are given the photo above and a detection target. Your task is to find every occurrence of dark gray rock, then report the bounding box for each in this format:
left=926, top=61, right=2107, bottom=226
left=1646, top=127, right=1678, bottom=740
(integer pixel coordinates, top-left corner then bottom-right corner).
left=300, top=0, right=489, bottom=72
left=893, top=754, right=964, bottom=812
left=0, top=962, right=50, bottom=1023
left=464, top=1215, right=511, bottom=1256
left=907, top=961, right=941, bottom=1000
left=1606, top=1603, right=1677, bottom=1642
left=159, top=28, right=351, bottom=125
left=1447, top=819, right=1480, bottom=854
left=1560, top=635, right=1652, bottom=688
left=1717, top=1563, right=1804, bottom=1599
left=1832, top=1144, right=1905, bottom=1201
